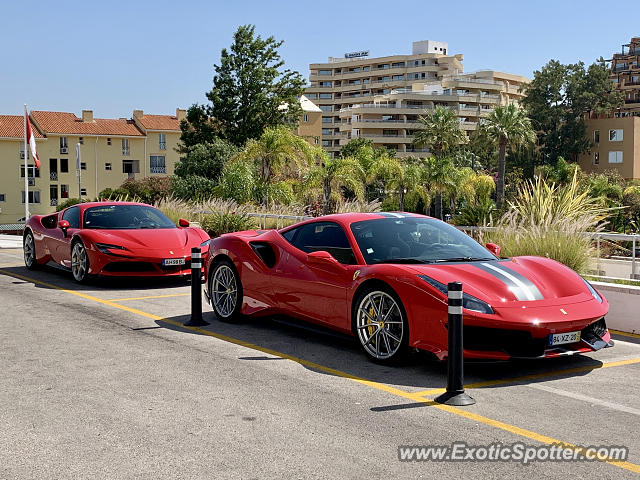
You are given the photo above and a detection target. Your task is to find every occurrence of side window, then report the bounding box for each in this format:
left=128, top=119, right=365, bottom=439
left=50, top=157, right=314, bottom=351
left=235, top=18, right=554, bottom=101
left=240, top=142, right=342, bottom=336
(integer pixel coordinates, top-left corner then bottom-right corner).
left=62, top=206, right=80, bottom=229
left=284, top=222, right=356, bottom=264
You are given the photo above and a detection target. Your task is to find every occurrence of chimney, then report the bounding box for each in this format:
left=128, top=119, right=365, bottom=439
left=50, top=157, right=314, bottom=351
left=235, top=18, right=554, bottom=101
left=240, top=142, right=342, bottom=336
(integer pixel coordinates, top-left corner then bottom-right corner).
left=133, top=109, right=143, bottom=119
left=82, top=110, right=93, bottom=122
left=176, top=108, right=186, bottom=122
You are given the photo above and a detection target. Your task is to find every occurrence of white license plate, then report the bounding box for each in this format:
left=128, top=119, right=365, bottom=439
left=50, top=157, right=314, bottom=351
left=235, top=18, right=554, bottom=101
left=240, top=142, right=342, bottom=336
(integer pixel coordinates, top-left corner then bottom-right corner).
left=548, top=330, right=581, bottom=346
left=162, top=258, right=185, bottom=266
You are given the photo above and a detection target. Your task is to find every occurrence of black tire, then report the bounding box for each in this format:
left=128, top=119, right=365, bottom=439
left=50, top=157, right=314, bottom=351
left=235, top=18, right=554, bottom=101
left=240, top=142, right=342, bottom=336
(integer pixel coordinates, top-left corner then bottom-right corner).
left=70, top=240, right=90, bottom=283
left=352, top=284, right=410, bottom=364
left=23, top=230, right=39, bottom=270
left=209, top=258, right=243, bottom=322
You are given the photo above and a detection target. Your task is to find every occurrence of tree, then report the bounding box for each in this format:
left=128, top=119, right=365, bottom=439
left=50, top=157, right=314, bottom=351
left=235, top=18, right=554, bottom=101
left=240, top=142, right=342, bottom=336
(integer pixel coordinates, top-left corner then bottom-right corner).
left=235, top=125, right=319, bottom=207
left=303, top=154, right=365, bottom=215
left=522, top=59, right=624, bottom=165
left=484, top=104, right=536, bottom=208
left=193, top=25, right=306, bottom=147
left=369, top=155, right=428, bottom=212
left=413, top=106, right=467, bottom=218
left=422, top=155, right=459, bottom=219
left=178, top=105, right=224, bottom=152
left=174, top=138, right=237, bottom=181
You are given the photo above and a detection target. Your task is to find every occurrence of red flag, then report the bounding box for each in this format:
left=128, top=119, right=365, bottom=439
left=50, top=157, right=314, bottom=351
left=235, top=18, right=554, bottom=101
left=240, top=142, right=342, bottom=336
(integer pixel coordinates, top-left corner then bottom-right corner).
left=26, top=113, right=40, bottom=169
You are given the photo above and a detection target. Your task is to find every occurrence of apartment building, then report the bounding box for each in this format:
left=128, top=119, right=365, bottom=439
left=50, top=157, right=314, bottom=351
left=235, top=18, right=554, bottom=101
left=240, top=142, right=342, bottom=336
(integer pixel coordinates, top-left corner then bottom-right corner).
left=611, top=36, right=640, bottom=117
left=0, top=109, right=184, bottom=224
left=295, top=95, right=323, bottom=145
left=306, top=41, right=528, bottom=157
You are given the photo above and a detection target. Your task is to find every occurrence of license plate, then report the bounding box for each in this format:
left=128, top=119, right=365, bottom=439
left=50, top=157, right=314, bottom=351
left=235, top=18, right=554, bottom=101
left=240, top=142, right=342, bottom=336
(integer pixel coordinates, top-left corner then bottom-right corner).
left=162, top=258, right=185, bottom=266
left=548, top=330, right=581, bottom=346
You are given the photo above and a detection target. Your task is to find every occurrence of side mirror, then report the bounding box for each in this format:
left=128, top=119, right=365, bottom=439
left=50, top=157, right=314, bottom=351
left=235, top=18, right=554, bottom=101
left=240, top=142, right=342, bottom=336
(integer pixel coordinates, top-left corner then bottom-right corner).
left=307, top=250, right=338, bottom=265
left=485, top=242, right=501, bottom=257
left=59, top=219, right=70, bottom=237
left=178, top=218, right=190, bottom=227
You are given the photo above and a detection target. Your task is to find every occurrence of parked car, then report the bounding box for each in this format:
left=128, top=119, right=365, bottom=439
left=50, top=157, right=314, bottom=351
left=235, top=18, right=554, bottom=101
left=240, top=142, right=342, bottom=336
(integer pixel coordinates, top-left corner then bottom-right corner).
left=24, top=201, right=209, bottom=282
left=203, top=212, right=612, bottom=363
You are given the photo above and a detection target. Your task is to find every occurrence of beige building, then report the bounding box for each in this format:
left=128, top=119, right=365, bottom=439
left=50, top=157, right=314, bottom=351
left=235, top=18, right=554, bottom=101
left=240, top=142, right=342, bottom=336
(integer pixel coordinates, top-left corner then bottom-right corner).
left=0, top=109, right=184, bottom=224
left=305, top=41, right=528, bottom=157
left=611, top=37, right=640, bottom=117
left=296, top=95, right=322, bottom=145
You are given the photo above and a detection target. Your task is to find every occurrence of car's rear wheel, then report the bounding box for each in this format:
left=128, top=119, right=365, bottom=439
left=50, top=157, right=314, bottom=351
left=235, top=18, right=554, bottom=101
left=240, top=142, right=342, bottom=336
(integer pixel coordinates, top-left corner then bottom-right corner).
left=209, top=259, right=242, bottom=322
left=71, top=240, right=89, bottom=283
left=353, top=286, right=409, bottom=364
left=23, top=231, right=38, bottom=270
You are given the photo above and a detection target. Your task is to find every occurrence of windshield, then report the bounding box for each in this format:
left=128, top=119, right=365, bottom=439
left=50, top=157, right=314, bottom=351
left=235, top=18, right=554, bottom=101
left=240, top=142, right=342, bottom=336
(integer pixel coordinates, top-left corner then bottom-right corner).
left=350, top=217, right=496, bottom=265
left=83, top=205, right=177, bottom=230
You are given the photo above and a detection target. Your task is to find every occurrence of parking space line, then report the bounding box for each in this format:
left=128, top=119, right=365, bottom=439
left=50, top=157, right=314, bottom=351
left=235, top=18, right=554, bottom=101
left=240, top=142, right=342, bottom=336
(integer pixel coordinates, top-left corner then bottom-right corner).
left=527, top=383, right=640, bottom=416
left=412, top=357, right=640, bottom=397
left=2, top=268, right=640, bottom=474
left=611, top=329, right=640, bottom=339
left=110, top=293, right=190, bottom=302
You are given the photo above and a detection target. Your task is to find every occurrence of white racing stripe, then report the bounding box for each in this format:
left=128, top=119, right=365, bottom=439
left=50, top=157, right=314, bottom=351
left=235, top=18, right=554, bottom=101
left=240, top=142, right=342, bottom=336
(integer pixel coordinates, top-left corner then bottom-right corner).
left=482, top=262, right=537, bottom=301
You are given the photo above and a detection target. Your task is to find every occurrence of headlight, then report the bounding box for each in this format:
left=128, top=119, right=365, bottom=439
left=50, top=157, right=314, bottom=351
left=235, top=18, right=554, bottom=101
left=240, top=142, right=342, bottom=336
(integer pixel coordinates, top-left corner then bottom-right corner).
left=95, top=243, right=127, bottom=254
left=418, top=275, right=494, bottom=314
left=581, top=277, right=603, bottom=303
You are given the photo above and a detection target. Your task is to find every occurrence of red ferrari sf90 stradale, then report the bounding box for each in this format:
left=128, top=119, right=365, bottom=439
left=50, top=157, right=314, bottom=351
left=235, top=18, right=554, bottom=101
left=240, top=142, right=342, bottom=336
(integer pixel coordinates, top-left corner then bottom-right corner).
left=203, top=212, right=612, bottom=363
left=24, top=202, right=209, bottom=282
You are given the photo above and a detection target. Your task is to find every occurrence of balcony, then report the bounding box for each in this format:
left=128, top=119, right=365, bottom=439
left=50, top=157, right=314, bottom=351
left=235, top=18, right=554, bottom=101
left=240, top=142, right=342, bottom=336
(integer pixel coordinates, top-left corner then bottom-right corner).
left=50, top=199, right=58, bottom=207
left=50, top=172, right=58, bottom=181
left=159, top=142, right=166, bottom=150
left=150, top=166, right=166, bottom=174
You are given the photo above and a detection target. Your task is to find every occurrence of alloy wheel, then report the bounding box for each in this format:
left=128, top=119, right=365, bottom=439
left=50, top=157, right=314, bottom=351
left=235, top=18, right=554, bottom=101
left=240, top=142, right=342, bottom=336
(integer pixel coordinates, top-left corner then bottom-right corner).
left=212, top=264, right=238, bottom=318
left=356, top=290, right=404, bottom=360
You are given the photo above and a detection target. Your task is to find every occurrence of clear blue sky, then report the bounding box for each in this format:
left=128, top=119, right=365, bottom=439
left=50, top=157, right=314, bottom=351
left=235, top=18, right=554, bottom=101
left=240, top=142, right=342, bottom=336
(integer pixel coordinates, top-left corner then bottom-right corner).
left=2, top=0, right=636, bottom=118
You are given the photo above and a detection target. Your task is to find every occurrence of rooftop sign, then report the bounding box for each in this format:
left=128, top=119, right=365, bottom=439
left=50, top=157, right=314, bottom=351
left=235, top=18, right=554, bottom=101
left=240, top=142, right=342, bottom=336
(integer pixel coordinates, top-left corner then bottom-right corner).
left=345, top=50, right=370, bottom=59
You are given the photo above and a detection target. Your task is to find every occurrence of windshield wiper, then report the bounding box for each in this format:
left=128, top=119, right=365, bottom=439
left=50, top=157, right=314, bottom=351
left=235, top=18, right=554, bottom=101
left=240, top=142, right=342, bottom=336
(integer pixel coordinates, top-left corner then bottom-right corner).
left=435, top=257, right=493, bottom=263
left=371, top=258, right=432, bottom=265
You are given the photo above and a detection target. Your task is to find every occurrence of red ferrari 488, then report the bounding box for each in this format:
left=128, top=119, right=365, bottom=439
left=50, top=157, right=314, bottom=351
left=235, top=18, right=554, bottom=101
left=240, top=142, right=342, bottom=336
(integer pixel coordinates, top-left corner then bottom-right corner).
left=203, top=212, right=612, bottom=363
left=24, top=201, right=209, bottom=282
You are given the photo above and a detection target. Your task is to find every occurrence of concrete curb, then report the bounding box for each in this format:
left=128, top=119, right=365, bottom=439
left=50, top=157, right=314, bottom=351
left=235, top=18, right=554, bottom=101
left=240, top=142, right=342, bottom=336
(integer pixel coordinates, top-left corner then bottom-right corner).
left=592, top=281, right=640, bottom=334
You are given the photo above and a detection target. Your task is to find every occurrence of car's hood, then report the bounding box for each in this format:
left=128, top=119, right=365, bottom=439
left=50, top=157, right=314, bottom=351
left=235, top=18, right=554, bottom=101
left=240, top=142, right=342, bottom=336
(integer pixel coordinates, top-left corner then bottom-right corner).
left=405, top=256, right=595, bottom=307
left=89, top=227, right=205, bottom=252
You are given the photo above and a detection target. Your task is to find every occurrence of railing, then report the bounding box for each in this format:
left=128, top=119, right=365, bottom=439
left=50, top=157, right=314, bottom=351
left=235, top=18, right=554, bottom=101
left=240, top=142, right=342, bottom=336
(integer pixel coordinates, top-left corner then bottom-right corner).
left=0, top=224, right=25, bottom=232
left=150, top=166, right=166, bottom=174
left=159, top=142, right=166, bottom=150
left=50, top=172, right=58, bottom=181
left=50, top=199, right=58, bottom=206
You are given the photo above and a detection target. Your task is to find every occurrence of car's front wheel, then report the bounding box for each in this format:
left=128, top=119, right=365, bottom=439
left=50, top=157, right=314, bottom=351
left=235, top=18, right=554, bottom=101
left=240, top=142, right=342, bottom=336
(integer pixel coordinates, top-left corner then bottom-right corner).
left=353, top=285, right=409, bottom=364
left=209, top=259, right=242, bottom=322
left=23, top=230, right=38, bottom=270
left=71, top=240, right=90, bottom=283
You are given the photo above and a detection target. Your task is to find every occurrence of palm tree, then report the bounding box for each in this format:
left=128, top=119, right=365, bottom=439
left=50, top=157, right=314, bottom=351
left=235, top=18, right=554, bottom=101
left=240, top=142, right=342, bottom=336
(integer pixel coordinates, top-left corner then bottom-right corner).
left=303, top=154, right=365, bottom=215
left=413, top=106, right=467, bottom=218
left=369, top=155, right=428, bottom=212
left=235, top=125, right=320, bottom=207
left=422, top=155, right=459, bottom=219
left=484, top=104, right=536, bottom=208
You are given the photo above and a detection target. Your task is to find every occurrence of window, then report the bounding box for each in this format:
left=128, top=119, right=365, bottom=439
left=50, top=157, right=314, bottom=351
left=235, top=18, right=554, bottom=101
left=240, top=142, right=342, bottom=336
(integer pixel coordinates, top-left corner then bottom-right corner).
left=303, top=114, right=308, bottom=122
left=150, top=155, right=166, bottom=174
left=80, top=188, right=87, bottom=196
left=391, top=62, right=405, bottom=68
left=377, top=64, right=390, bottom=70
left=80, top=162, right=87, bottom=170
left=60, top=158, right=68, bottom=173
left=107, top=138, right=112, bottom=146
left=319, top=105, right=332, bottom=112
left=305, top=93, right=317, bottom=99
left=319, top=93, right=332, bottom=98
left=608, top=151, right=623, bottom=163
left=322, top=140, right=330, bottom=147
left=363, top=66, right=370, bottom=72
left=322, top=117, right=333, bottom=123
left=122, top=138, right=130, bottom=155
left=159, top=133, right=166, bottom=150
left=61, top=185, right=69, bottom=199
left=49, top=185, right=58, bottom=206
left=21, top=191, right=40, bottom=204
left=60, top=137, right=68, bottom=149
left=20, top=165, right=40, bottom=178
left=593, top=152, right=599, bottom=165
left=318, top=70, right=332, bottom=75
left=314, top=137, right=319, bottom=145
left=319, top=81, right=332, bottom=87
left=79, top=137, right=83, bottom=145
left=281, top=221, right=356, bottom=264
left=363, top=78, right=370, bottom=84
left=122, top=159, right=140, bottom=174
left=62, top=206, right=80, bottom=228
left=392, top=75, right=404, bottom=81
left=0, top=194, right=5, bottom=202
left=322, top=128, right=333, bottom=135
left=593, top=130, right=599, bottom=144
left=609, top=129, right=623, bottom=141
left=105, top=163, right=112, bottom=171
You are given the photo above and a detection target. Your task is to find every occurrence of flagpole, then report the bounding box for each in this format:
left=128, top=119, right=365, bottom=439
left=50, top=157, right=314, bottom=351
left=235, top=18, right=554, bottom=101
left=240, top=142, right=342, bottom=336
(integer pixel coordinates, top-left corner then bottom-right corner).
left=24, top=104, right=29, bottom=221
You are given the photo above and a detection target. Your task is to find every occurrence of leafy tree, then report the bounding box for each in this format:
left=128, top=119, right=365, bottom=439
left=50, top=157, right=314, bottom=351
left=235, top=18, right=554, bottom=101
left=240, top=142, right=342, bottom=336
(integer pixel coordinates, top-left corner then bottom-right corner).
left=303, top=154, right=365, bottom=215
left=421, top=155, right=459, bottom=219
left=484, top=104, right=536, bottom=208
left=522, top=59, right=624, bottom=165
left=188, top=25, right=306, bottom=147
left=100, top=177, right=172, bottom=204
left=214, top=158, right=257, bottom=204
left=170, top=175, right=218, bottom=201
left=178, top=105, right=224, bottom=151
left=369, top=156, right=428, bottom=212
left=174, top=139, right=237, bottom=181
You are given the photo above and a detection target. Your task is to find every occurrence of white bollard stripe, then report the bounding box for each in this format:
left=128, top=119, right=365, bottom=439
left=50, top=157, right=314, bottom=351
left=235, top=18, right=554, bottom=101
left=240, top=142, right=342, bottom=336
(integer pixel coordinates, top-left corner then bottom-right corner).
left=448, top=290, right=463, bottom=300
left=191, top=262, right=202, bottom=268
left=448, top=306, right=463, bottom=315
left=192, top=252, right=202, bottom=259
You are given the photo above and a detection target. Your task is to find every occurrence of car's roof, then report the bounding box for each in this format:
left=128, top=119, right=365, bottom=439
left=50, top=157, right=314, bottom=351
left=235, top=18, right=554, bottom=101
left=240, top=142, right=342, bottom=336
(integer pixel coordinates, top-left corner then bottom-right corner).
left=72, top=201, right=153, bottom=211
left=281, top=211, right=429, bottom=231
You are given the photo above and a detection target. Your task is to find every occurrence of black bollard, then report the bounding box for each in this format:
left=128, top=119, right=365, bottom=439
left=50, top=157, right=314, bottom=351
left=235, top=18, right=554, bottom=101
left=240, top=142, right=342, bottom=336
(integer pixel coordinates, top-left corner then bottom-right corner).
left=184, top=247, right=209, bottom=327
left=435, top=281, right=475, bottom=406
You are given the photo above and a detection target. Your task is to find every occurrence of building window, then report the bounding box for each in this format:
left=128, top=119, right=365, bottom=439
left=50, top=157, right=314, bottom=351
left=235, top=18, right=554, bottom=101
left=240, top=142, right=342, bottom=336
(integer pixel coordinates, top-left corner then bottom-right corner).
left=60, top=137, right=68, bottom=150
left=593, top=152, right=599, bottom=165
left=21, top=191, right=40, bottom=204
left=319, top=93, right=332, bottom=99
left=159, top=133, right=166, bottom=150
left=392, top=75, right=405, bottom=81
left=609, top=129, right=623, bottom=142
left=322, top=128, right=332, bottom=135
left=319, top=105, right=332, bottom=112
left=20, top=165, right=40, bottom=178
left=79, top=137, right=84, bottom=145
left=391, top=62, right=405, bottom=68
left=608, top=151, right=623, bottom=163
left=303, top=114, right=308, bottom=122
left=0, top=194, right=5, bottom=202
left=363, top=66, right=370, bottom=71
left=80, top=188, right=87, bottom=196
left=122, top=160, right=140, bottom=174
left=322, top=117, right=333, bottom=123
left=322, top=140, right=330, bottom=147
left=61, top=185, right=69, bottom=199
left=122, top=138, right=130, bottom=155
left=314, top=137, right=319, bottom=145
left=80, top=162, right=87, bottom=170
left=107, top=138, right=112, bottom=145
left=593, top=130, right=599, bottom=144
left=49, top=185, right=58, bottom=206
left=377, top=64, right=390, bottom=69
left=105, top=163, right=112, bottom=171
left=319, top=81, right=332, bottom=87
left=60, top=158, right=68, bottom=173
left=150, top=155, right=166, bottom=174
left=306, top=93, right=317, bottom=99
left=318, top=70, right=332, bottom=75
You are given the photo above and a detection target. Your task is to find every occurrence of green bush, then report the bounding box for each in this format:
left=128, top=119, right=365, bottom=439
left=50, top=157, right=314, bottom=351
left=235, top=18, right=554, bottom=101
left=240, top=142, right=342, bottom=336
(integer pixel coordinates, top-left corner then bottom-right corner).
left=200, top=212, right=256, bottom=238
left=56, top=198, right=84, bottom=212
